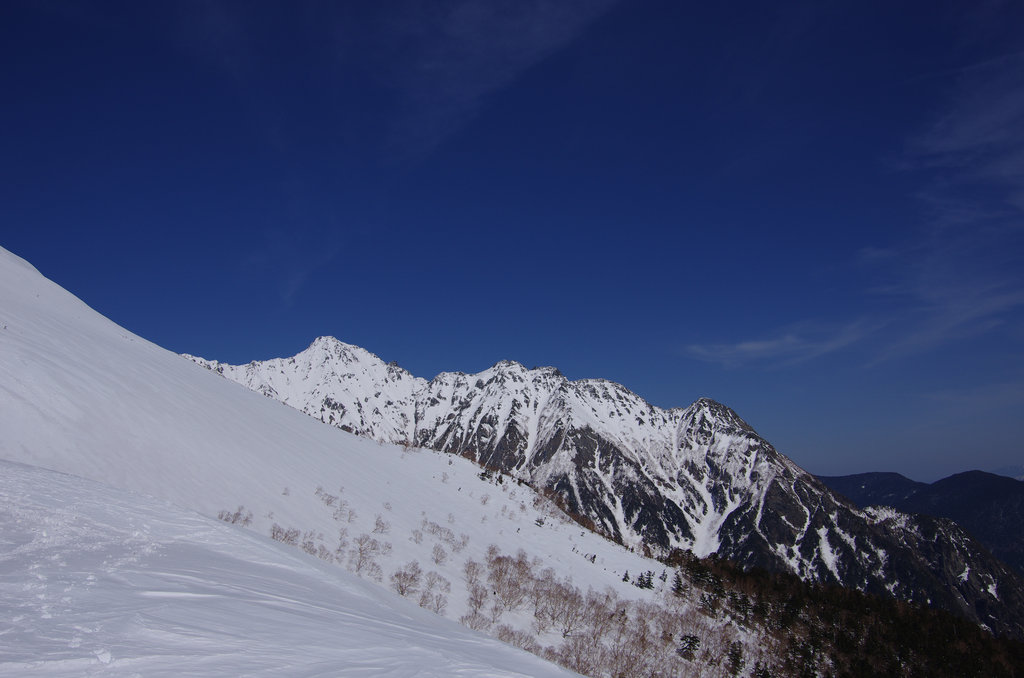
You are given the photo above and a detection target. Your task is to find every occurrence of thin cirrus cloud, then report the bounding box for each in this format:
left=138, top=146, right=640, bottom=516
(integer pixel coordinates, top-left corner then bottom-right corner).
left=864, top=235, right=1024, bottom=364
left=691, top=45, right=1024, bottom=371
left=377, top=0, right=618, bottom=161
left=908, top=50, right=1024, bottom=213
left=874, top=47, right=1024, bottom=361
left=685, top=321, right=872, bottom=369
left=239, top=227, right=342, bottom=306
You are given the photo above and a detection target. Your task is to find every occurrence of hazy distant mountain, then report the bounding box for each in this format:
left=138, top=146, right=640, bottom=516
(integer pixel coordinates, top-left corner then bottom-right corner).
left=188, top=338, right=1024, bottom=637
left=816, top=472, right=927, bottom=509
left=819, top=471, right=1024, bottom=578
left=992, top=465, right=1024, bottom=481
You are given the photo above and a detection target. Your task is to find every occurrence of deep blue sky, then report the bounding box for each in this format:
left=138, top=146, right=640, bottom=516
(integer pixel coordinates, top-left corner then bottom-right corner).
left=3, top=1, right=1023, bottom=481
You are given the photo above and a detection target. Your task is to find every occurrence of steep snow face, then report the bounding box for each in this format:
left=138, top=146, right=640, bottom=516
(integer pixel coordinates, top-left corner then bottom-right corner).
left=1, top=244, right=765, bottom=669
left=186, top=336, right=1024, bottom=637
left=186, top=337, right=426, bottom=442
left=0, top=460, right=578, bottom=677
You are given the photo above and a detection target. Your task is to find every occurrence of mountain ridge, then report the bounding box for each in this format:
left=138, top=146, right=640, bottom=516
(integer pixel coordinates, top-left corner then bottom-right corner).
left=819, top=470, right=1024, bottom=578
left=187, top=334, right=1024, bottom=637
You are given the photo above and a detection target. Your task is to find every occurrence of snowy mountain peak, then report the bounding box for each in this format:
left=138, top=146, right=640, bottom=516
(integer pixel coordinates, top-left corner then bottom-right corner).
left=3, top=243, right=1024, bottom=644
left=183, top=337, right=1024, bottom=636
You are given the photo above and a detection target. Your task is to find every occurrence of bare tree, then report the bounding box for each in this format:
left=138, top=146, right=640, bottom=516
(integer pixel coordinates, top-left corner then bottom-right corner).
left=270, top=524, right=299, bottom=545
left=459, top=610, right=490, bottom=631
left=466, top=582, right=488, bottom=616
left=495, top=624, right=540, bottom=654
left=463, top=558, right=484, bottom=588
left=419, top=571, right=451, bottom=614
left=390, top=560, right=422, bottom=597
left=529, top=567, right=558, bottom=628
left=551, top=581, right=586, bottom=638
left=349, top=533, right=387, bottom=581
left=487, top=549, right=533, bottom=612
left=218, top=506, right=252, bottom=526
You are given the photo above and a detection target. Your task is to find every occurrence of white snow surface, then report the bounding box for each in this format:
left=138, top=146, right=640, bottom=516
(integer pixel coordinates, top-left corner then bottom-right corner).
left=187, top=332, right=786, bottom=557
left=0, top=459, right=577, bottom=677
left=0, top=245, right=675, bottom=671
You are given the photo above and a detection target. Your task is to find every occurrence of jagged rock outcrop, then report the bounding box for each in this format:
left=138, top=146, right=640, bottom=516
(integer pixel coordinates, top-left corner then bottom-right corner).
left=187, top=337, right=1024, bottom=637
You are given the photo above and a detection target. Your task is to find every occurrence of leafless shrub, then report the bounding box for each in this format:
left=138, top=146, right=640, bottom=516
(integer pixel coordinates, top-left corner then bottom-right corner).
left=432, top=544, right=448, bottom=566
left=390, top=561, right=422, bottom=597
left=410, top=528, right=424, bottom=544
left=335, top=527, right=349, bottom=555
left=463, top=558, right=484, bottom=587
left=316, top=544, right=334, bottom=562
left=349, top=533, right=388, bottom=581
left=218, top=506, right=253, bottom=526
left=270, top=524, right=299, bottom=545
left=495, top=624, right=540, bottom=654
left=582, top=588, right=620, bottom=640
left=300, top=530, right=320, bottom=555
left=467, top=582, right=488, bottom=616
left=529, top=567, right=557, bottom=619
left=487, top=548, right=534, bottom=612
left=554, top=633, right=602, bottom=677
left=373, top=514, right=391, bottom=535
left=419, top=571, right=450, bottom=614
left=488, top=600, right=505, bottom=624
left=459, top=611, right=490, bottom=631
left=454, top=533, right=470, bottom=552
left=422, top=519, right=459, bottom=548
left=314, top=486, right=337, bottom=507
left=551, top=581, right=587, bottom=637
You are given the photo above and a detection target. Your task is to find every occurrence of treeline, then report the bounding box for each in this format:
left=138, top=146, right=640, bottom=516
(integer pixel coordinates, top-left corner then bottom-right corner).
left=459, top=545, right=775, bottom=678
left=229, top=473, right=1024, bottom=678
left=665, top=549, right=1024, bottom=678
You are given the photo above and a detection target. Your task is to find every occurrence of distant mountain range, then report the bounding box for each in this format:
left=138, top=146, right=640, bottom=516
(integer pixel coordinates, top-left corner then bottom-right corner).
left=819, top=471, right=1024, bottom=578
left=187, top=338, right=1024, bottom=637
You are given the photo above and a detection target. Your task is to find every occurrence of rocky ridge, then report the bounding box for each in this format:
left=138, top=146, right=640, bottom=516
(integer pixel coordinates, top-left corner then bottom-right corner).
left=187, top=337, right=1024, bottom=637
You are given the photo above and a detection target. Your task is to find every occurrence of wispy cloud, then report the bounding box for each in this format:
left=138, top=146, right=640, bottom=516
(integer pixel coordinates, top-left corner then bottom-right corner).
left=863, top=229, right=1024, bottom=363
left=241, top=227, right=342, bottom=306
left=686, top=321, right=872, bottom=368
left=924, top=379, right=1024, bottom=411
left=909, top=49, right=1024, bottom=215
left=377, top=0, right=618, bottom=161
left=870, top=43, right=1024, bottom=361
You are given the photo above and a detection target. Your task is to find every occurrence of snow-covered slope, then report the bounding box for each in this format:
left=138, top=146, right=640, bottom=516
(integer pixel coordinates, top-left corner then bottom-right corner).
left=0, top=246, right=779, bottom=673
left=3, top=241, right=1023, bottom=650
left=188, top=337, right=1024, bottom=638
left=0, top=460, right=577, bottom=677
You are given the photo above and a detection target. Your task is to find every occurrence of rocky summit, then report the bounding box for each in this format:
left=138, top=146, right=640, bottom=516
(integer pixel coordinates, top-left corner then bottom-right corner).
left=188, top=337, right=1024, bottom=637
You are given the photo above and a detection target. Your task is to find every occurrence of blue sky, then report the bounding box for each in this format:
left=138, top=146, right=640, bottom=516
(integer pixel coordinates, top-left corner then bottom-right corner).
left=3, top=1, right=1023, bottom=481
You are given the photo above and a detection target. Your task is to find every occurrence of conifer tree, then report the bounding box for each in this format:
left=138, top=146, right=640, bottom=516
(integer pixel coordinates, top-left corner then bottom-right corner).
left=672, top=570, right=686, bottom=597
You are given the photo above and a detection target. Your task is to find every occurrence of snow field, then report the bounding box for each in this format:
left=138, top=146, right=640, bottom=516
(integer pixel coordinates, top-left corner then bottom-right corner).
left=0, top=460, right=579, bottom=677
left=0, top=245, right=780, bottom=674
